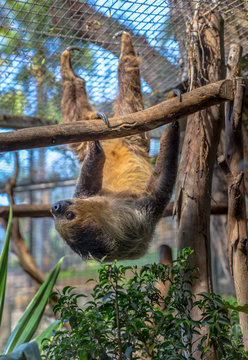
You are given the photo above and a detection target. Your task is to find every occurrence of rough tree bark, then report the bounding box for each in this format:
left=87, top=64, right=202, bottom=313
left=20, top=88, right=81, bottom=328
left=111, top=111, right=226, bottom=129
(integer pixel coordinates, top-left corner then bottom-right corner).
left=174, top=10, right=225, bottom=359
left=211, top=157, right=234, bottom=293
left=218, top=43, right=248, bottom=350
left=0, top=79, right=233, bottom=152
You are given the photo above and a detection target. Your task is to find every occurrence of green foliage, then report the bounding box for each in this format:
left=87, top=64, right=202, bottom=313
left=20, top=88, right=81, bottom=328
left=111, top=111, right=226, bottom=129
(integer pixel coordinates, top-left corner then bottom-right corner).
left=0, top=208, right=12, bottom=325
left=34, top=321, right=62, bottom=353
left=0, top=342, right=41, bottom=360
left=43, top=249, right=248, bottom=359
left=4, top=258, right=63, bottom=354
left=0, top=211, right=63, bottom=356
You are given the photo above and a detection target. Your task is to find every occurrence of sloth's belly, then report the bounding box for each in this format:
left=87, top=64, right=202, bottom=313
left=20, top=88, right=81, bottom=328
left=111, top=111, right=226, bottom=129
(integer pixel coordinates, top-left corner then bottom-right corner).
left=101, top=139, right=152, bottom=194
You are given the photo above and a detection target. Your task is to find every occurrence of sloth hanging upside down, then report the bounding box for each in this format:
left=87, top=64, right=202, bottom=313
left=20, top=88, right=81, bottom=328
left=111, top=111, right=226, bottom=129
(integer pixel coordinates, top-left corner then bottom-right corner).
left=50, top=32, right=180, bottom=262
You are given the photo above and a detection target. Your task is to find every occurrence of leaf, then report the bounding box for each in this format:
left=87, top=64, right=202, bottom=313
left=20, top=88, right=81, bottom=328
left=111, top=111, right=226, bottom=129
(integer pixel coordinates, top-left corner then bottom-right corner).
left=34, top=320, right=61, bottom=351
left=102, top=292, right=114, bottom=303
left=0, top=207, right=12, bottom=326
left=125, top=346, right=133, bottom=358
left=149, top=343, right=155, bottom=355
left=0, top=342, right=41, bottom=359
left=4, top=257, right=64, bottom=354
left=222, top=303, right=248, bottom=314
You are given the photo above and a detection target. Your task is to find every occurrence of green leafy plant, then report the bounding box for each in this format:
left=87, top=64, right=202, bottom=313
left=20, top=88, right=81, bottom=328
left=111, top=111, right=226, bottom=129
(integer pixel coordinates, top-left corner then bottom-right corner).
left=0, top=207, right=12, bottom=325
left=43, top=249, right=248, bottom=359
left=0, top=209, right=63, bottom=358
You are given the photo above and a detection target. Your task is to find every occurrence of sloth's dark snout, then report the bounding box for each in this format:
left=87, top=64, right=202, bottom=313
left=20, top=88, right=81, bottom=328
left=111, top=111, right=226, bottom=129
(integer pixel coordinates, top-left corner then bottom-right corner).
left=50, top=200, right=73, bottom=216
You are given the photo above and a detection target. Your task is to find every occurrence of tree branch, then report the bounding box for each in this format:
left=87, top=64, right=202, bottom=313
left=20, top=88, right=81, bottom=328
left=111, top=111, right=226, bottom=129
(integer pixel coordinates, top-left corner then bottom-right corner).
left=51, top=0, right=177, bottom=91
left=0, top=202, right=228, bottom=218
left=0, top=114, right=52, bottom=129
left=0, top=79, right=233, bottom=152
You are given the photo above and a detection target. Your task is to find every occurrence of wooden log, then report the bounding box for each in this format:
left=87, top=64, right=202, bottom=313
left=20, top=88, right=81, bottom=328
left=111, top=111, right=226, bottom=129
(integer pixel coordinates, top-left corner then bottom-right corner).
left=0, top=79, right=233, bottom=152
left=174, top=11, right=225, bottom=359
left=0, top=202, right=228, bottom=218
left=0, top=114, right=52, bottom=129
left=222, top=43, right=248, bottom=350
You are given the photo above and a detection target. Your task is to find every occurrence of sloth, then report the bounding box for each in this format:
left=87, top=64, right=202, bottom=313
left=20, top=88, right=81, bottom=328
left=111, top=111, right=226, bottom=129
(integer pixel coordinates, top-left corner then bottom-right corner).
left=50, top=32, right=180, bottom=262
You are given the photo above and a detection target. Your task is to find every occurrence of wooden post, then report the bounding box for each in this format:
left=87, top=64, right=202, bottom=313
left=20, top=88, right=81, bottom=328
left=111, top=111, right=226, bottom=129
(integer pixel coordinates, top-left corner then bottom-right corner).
left=219, top=43, right=248, bottom=350
left=174, top=11, right=225, bottom=359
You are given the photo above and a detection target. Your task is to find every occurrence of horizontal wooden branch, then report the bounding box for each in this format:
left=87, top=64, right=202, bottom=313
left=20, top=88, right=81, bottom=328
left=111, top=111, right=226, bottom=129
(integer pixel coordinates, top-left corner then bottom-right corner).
left=0, top=114, right=52, bottom=129
left=0, top=204, right=52, bottom=218
left=0, top=79, right=233, bottom=152
left=0, top=202, right=228, bottom=219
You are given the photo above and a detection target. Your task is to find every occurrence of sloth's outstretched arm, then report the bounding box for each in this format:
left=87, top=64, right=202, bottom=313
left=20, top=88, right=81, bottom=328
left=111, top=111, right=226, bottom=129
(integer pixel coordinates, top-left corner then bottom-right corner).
left=146, top=90, right=181, bottom=193
left=74, top=141, right=106, bottom=198
left=137, top=122, right=180, bottom=219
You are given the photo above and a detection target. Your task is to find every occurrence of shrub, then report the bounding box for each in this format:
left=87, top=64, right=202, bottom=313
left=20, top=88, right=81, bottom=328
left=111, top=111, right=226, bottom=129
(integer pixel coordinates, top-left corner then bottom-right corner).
left=43, top=249, right=248, bottom=359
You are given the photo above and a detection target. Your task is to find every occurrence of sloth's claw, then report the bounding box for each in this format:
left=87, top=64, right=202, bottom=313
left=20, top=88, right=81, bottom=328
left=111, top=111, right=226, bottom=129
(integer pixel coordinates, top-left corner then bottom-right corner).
left=94, top=140, right=103, bottom=153
left=65, top=46, right=81, bottom=52
left=170, top=120, right=179, bottom=129
left=170, top=89, right=182, bottom=102
left=113, top=30, right=128, bottom=39
left=96, top=112, right=110, bottom=128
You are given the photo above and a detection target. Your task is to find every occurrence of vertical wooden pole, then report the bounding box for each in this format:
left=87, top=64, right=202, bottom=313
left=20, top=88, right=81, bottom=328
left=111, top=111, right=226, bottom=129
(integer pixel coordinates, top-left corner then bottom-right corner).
left=174, top=10, right=224, bottom=359
left=222, top=43, right=248, bottom=350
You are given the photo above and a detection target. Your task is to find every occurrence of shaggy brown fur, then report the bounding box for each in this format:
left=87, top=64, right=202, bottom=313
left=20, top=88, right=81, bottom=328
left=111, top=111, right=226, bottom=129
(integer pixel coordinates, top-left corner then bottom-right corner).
left=51, top=32, right=180, bottom=261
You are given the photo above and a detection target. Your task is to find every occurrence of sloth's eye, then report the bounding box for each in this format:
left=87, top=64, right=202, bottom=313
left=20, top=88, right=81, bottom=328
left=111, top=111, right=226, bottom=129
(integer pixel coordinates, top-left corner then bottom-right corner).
left=65, top=211, right=75, bottom=220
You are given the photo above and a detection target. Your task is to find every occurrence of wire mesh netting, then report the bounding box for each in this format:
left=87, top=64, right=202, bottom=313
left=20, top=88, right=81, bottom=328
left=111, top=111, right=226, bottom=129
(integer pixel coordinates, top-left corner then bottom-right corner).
left=0, top=0, right=248, bottom=120
left=1, top=1, right=245, bottom=346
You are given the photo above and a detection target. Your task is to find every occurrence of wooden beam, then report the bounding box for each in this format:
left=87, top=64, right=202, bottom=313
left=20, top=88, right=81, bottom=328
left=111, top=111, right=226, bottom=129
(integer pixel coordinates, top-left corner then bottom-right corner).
left=222, top=43, right=248, bottom=350
left=0, top=79, right=233, bottom=152
left=0, top=202, right=228, bottom=219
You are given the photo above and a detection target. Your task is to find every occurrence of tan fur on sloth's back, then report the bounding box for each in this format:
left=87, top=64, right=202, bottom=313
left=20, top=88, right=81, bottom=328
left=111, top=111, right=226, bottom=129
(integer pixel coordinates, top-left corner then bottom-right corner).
left=61, top=32, right=152, bottom=194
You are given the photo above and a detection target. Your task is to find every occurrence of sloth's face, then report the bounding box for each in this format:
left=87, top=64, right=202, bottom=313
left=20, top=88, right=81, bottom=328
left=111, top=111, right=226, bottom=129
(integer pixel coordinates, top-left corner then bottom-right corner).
left=50, top=196, right=152, bottom=262
left=50, top=199, right=110, bottom=260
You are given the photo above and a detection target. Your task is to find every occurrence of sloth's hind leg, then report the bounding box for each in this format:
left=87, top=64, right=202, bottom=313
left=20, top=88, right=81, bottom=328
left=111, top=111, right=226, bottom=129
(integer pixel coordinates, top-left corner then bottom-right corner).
left=60, top=49, right=109, bottom=161
left=114, top=31, right=150, bottom=155
left=60, top=48, right=95, bottom=123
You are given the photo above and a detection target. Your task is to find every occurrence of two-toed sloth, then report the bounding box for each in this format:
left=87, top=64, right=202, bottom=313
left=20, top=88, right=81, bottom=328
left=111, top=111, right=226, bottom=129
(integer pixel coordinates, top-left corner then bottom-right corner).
left=50, top=32, right=180, bottom=262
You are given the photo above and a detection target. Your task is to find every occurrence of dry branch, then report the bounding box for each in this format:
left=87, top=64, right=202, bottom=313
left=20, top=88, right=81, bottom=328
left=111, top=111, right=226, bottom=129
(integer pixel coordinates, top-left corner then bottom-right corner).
left=1, top=154, right=46, bottom=286
left=0, top=202, right=228, bottom=219
left=0, top=114, right=52, bottom=129
left=0, top=79, right=233, bottom=152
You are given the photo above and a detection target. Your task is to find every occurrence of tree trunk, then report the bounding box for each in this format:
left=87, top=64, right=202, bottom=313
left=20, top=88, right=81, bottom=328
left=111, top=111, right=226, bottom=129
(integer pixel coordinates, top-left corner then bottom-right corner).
left=174, top=10, right=225, bottom=359
left=222, top=43, right=248, bottom=350
left=211, top=158, right=235, bottom=294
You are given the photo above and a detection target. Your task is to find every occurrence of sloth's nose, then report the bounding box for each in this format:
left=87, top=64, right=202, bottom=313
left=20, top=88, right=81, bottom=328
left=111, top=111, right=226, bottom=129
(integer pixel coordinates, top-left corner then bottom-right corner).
left=50, top=200, right=72, bottom=216
left=50, top=202, right=62, bottom=215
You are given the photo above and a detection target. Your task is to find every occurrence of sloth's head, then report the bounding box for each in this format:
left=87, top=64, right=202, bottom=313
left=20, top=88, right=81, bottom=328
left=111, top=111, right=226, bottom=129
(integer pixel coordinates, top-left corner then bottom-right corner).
left=50, top=198, right=112, bottom=260
left=50, top=196, right=156, bottom=261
